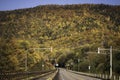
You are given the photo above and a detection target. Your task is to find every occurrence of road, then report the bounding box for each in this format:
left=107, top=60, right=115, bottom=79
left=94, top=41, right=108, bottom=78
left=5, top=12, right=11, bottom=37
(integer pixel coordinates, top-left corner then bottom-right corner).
left=54, top=68, right=101, bottom=80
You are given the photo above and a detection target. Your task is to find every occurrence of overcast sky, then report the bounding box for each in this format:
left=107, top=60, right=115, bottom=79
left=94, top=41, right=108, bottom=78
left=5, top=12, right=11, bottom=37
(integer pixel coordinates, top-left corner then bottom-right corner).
left=0, top=0, right=120, bottom=11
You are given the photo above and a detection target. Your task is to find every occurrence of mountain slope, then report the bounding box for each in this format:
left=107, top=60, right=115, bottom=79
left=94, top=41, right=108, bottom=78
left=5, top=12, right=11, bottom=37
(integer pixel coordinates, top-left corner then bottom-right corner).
left=0, top=4, right=120, bottom=73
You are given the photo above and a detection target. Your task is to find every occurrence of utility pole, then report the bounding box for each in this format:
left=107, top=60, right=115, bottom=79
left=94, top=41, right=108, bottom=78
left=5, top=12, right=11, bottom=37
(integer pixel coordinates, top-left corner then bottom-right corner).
left=98, top=46, right=112, bottom=79
left=110, top=46, right=112, bottom=79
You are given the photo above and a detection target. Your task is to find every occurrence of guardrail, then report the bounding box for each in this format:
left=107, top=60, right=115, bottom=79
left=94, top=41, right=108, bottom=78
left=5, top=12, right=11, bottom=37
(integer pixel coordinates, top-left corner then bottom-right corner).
left=69, top=70, right=120, bottom=80
left=53, top=68, right=59, bottom=80
left=0, top=69, right=56, bottom=80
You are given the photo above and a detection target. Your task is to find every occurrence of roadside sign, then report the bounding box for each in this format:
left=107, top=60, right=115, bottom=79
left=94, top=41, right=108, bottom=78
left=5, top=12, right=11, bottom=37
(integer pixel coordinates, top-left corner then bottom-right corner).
left=88, top=66, right=91, bottom=70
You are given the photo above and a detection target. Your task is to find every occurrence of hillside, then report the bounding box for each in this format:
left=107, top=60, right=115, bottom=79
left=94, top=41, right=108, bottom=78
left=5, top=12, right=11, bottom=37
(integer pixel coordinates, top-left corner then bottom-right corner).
left=0, top=4, right=120, bottom=74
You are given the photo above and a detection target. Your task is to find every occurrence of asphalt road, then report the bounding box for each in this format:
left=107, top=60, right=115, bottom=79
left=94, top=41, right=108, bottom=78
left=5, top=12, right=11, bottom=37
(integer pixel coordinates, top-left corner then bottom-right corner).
left=54, top=68, right=101, bottom=80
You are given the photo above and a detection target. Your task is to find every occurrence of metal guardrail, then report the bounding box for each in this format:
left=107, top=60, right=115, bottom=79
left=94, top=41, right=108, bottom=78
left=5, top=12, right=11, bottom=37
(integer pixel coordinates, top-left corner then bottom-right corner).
left=0, top=69, right=56, bottom=80
left=69, top=70, right=120, bottom=80
left=53, top=68, right=60, bottom=80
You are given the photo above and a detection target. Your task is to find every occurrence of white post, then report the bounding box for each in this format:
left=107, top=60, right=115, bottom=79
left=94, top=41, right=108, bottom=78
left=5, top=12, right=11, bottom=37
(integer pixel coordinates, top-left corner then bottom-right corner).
left=88, top=66, right=91, bottom=73
left=50, top=47, right=53, bottom=52
left=98, top=47, right=100, bottom=54
left=100, top=74, right=102, bottom=78
left=114, top=75, right=116, bottom=80
left=110, top=46, right=112, bottom=79
left=102, top=74, right=103, bottom=78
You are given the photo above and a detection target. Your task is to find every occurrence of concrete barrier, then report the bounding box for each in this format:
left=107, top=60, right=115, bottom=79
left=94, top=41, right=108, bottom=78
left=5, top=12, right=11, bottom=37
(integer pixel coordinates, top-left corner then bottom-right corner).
left=0, top=69, right=57, bottom=80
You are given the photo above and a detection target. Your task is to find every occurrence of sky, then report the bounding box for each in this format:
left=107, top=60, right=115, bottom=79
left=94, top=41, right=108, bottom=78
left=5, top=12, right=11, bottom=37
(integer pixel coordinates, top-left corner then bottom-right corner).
left=0, top=0, right=120, bottom=11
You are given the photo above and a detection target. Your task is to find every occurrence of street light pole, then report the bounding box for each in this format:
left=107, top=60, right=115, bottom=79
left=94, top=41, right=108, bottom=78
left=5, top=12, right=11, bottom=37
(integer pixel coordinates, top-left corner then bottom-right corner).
left=110, top=46, right=112, bottom=79
left=98, top=46, right=112, bottom=79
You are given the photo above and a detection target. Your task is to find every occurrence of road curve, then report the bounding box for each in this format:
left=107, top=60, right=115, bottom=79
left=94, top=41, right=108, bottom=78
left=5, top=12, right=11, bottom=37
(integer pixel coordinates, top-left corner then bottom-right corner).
left=54, top=68, right=101, bottom=80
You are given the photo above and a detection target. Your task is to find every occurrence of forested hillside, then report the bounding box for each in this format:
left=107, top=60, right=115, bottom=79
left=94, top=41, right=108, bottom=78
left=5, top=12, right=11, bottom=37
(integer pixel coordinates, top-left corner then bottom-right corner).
left=0, top=4, right=120, bottom=74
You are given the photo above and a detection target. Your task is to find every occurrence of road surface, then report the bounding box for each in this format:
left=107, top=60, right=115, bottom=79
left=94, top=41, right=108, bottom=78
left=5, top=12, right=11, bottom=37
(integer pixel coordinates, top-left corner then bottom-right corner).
left=54, top=68, right=101, bottom=80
